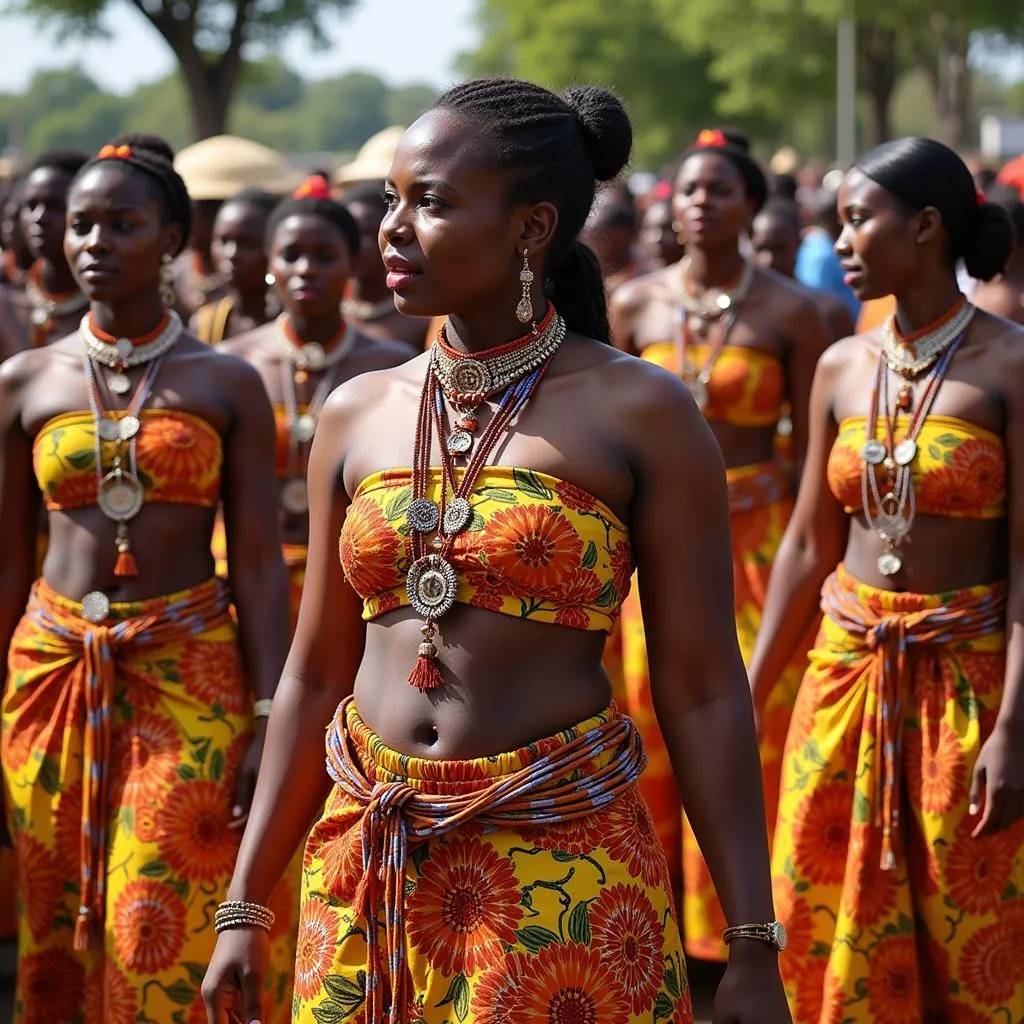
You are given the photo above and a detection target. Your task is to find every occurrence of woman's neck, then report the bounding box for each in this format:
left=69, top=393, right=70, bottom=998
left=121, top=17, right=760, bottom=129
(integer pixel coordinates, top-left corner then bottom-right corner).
left=445, top=285, right=546, bottom=355
left=37, top=257, right=79, bottom=296
left=229, top=285, right=268, bottom=325
left=1003, top=248, right=1024, bottom=287
left=684, top=243, right=746, bottom=290
left=349, top=273, right=390, bottom=305
left=286, top=307, right=345, bottom=346
left=893, top=276, right=964, bottom=335
left=89, top=294, right=169, bottom=339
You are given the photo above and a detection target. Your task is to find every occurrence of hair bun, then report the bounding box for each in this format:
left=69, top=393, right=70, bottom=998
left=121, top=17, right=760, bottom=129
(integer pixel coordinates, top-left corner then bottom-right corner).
left=562, top=85, right=632, bottom=183
left=964, top=201, right=1014, bottom=282
left=107, top=133, right=176, bottom=164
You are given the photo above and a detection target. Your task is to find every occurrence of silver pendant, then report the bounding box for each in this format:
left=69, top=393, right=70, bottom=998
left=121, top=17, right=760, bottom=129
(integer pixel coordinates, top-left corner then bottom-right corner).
left=108, top=374, right=131, bottom=395
left=30, top=307, right=50, bottom=327
left=98, top=472, right=144, bottom=521
left=878, top=552, right=902, bottom=576
left=874, top=513, right=907, bottom=543
left=686, top=378, right=709, bottom=412
left=443, top=497, right=472, bottom=536
left=406, top=554, right=458, bottom=619
left=119, top=415, right=141, bottom=441
left=292, top=414, right=317, bottom=444
left=97, top=418, right=120, bottom=442
left=893, top=439, right=917, bottom=466
left=115, top=338, right=134, bottom=362
left=450, top=359, right=492, bottom=396
left=81, top=591, right=111, bottom=624
left=280, top=478, right=309, bottom=515
left=406, top=497, right=440, bottom=534
left=302, top=343, right=326, bottom=370
left=446, top=430, right=472, bottom=456
left=716, top=292, right=732, bottom=311
left=861, top=439, right=887, bottom=465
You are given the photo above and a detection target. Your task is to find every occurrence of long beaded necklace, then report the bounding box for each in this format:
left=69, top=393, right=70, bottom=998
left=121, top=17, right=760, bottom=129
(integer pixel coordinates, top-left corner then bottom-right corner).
left=674, top=304, right=741, bottom=412
left=80, top=311, right=183, bottom=394
left=276, top=313, right=355, bottom=378
left=404, top=313, right=567, bottom=691
left=25, top=263, right=88, bottom=346
left=677, top=255, right=754, bottom=329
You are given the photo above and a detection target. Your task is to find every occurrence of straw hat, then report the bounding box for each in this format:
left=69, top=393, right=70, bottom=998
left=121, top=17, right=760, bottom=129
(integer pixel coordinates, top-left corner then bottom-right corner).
left=174, top=135, right=303, bottom=200
left=769, top=146, right=801, bottom=176
left=335, top=126, right=406, bottom=187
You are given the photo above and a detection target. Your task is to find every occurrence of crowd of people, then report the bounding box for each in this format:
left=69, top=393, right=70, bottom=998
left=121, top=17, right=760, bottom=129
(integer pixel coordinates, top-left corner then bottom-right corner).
left=0, top=73, right=1023, bottom=1024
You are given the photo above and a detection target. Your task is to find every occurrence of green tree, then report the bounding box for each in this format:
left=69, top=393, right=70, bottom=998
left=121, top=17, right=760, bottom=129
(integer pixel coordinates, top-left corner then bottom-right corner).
left=461, top=0, right=720, bottom=169
left=25, top=90, right=126, bottom=153
left=17, top=0, right=360, bottom=140
left=296, top=71, right=389, bottom=152
left=237, top=56, right=306, bottom=112
left=122, top=74, right=192, bottom=152
left=386, top=84, right=438, bottom=128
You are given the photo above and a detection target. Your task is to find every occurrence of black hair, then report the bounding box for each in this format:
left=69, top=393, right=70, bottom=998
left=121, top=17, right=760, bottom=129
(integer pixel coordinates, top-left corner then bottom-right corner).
left=855, top=138, right=1013, bottom=283
left=680, top=130, right=768, bottom=214
left=589, top=196, right=637, bottom=233
left=985, top=187, right=1024, bottom=252
left=341, top=182, right=388, bottom=212
left=106, top=133, right=176, bottom=163
left=755, top=199, right=802, bottom=239
left=221, top=188, right=280, bottom=219
left=73, top=136, right=192, bottom=256
left=26, top=148, right=90, bottom=180
left=429, top=77, right=633, bottom=344
left=266, top=195, right=361, bottom=257
left=770, top=172, right=799, bottom=202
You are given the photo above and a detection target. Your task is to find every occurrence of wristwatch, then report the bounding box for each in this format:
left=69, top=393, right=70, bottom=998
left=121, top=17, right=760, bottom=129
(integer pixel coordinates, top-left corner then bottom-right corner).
left=722, top=921, right=788, bottom=952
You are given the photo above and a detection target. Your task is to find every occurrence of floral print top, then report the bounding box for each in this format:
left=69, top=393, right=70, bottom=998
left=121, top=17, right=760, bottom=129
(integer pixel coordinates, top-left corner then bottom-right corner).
left=339, top=467, right=633, bottom=631
left=32, top=410, right=223, bottom=510
left=828, top=414, right=1006, bottom=519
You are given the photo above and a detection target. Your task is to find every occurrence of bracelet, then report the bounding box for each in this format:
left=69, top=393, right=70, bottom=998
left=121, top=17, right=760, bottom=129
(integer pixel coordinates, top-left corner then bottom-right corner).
left=253, top=698, right=274, bottom=720
left=214, top=900, right=276, bottom=934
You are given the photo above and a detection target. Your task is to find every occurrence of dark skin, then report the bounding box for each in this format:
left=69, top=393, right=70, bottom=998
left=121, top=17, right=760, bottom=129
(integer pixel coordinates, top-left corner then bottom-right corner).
left=204, top=108, right=788, bottom=1024
left=345, top=197, right=427, bottom=351
left=0, top=162, right=289, bottom=840
left=581, top=205, right=639, bottom=291
left=220, top=211, right=413, bottom=546
left=751, top=207, right=855, bottom=340
left=612, top=152, right=830, bottom=478
left=0, top=166, right=86, bottom=360
left=973, top=232, right=1024, bottom=325
left=1, top=188, right=33, bottom=284
left=188, top=199, right=275, bottom=341
left=640, top=198, right=685, bottom=269
left=749, top=168, right=1024, bottom=841
left=173, top=199, right=226, bottom=318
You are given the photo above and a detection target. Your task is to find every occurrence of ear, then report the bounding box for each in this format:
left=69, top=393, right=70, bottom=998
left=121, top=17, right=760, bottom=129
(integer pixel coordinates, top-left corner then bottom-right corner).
left=916, top=206, right=942, bottom=246
left=516, top=201, right=558, bottom=260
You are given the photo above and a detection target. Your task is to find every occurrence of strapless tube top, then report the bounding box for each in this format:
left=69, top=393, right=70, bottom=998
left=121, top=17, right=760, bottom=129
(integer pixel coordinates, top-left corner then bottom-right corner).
left=33, top=409, right=223, bottom=511
left=641, top=342, right=784, bottom=426
left=339, top=467, right=633, bottom=631
left=827, top=415, right=1006, bottom=519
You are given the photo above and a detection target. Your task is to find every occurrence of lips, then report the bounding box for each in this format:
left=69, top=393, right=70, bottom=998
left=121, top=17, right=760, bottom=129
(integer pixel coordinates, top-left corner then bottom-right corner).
left=79, top=262, right=117, bottom=278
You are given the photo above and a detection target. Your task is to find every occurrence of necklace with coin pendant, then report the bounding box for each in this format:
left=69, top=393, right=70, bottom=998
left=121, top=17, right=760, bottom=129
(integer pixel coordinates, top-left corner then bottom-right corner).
left=25, top=268, right=88, bottom=346
left=674, top=303, right=740, bottom=413
left=79, top=310, right=184, bottom=395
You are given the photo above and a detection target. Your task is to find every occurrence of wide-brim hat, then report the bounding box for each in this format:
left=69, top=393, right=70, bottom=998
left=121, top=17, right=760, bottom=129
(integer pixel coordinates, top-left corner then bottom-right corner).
left=335, top=126, right=406, bottom=187
left=175, top=135, right=303, bottom=200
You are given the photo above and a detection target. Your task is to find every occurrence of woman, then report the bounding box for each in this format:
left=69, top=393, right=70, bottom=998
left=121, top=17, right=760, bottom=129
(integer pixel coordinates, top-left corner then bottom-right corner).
left=639, top=196, right=685, bottom=271
left=203, top=79, right=789, bottom=1024
left=0, top=138, right=293, bottom=1022
left=192, top=189, right=280, bottom=345
left=749, top=138, right=1024, bottom=1022
left=340, top=182, right=428, bottom=351
left=972, top=187, right=1024, bottom=324
left=219, top=176, right=412, bottom=631
left=0, top=149, right=89, bottom=360
left=611, top=128, right=830, bottom=961
left=1, top=175, right=33, bottom=288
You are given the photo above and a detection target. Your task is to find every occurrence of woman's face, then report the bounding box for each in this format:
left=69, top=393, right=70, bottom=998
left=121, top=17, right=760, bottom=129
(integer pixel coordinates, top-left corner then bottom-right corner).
left=639, top=201, right=683, bottom=267
left=64, top=163, right=179, bottom=304
left=835, top=168, right=921, bottom=301
left=751, top=211, right=799, bottom=278
left=380, top=108, right=536, bottom=319
left=674, top=153, right=754, bottom=250
left=21, top=166, right=76, bottom=264
left=270, top=213, right=352, bottom=320
left=347, top=199, right=388, bottom=289
left=212, top=201, right=269, bottom=294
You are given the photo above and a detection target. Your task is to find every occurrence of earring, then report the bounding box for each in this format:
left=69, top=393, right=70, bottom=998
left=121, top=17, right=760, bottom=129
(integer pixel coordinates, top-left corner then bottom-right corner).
left=515, top=249, right=535, bottom=325
left=264, top=272, right=280, bottom=320
left=160, top=253, right=177, bottom=307
left=672, top=219, right=686, bottom=244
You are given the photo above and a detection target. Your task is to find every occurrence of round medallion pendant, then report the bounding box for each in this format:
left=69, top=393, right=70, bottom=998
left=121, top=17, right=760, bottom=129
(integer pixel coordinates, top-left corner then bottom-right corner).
left=81, top=591, right=111, bottom=624
left=108, top=374, right=131, bottom=396
left=406, top=554, right=458, bottom=619
left=874, top=512, right=907, bottom=543
left=407, top=497, right=440, bottom=534
left=893, top=439, right=917, bottom=466
left=450, top=359, right=492, bottom=396
left=115, top=338, right=134, bottom=362
left=30, top=307, right=50, bottom=327
left=686, top=378, right=709, bottom=411
left=97, top=418, right=120, bottom=442
left=716, top=292, right=732, bottom=312
left=99, top=472, right=144, bottom=521
left=443, top=497, right=472, bottom=536
left=446, top=430, right=472, bottom=456
left=118, top=415, right=141, bottom=441
left=292, top=414, right=317, bottom=444
left=302, top=343, right=326, bottom=370
left=878, top=551, right=902, bottom=576
left=280, top=478, right=309, bottom=515
left=861, top=439, right=887, bottom=465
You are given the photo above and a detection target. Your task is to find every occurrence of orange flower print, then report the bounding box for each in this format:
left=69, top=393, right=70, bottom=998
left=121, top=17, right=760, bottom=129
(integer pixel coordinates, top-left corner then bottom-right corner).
left=602, top=788, right=669, bottom=888
left=1, top=717, right=42, bottom=773
left=787, top=957, right=827, bottom=1024
left=820, top=967, right=847, bottom=1024
left=84, top=962, right=137, bottom=1024
left=482, top=504, right=582, bottom=593
left=48, top=469, right=98, bottom=509
left=339, top=500, right=403, bottom=597
left=825, top=441, right=862, bottom=510
left=554, top=478, right=598, bottom=514
left=867, top=935, right=920, bottom=1024
left=609, top=541, right=633, bottom=603
left=112, top=879, right=185, bottom=974
left=510, top=942, right=628, bottom=1024
left=904, top=719, right=964, bottom=815
left=53, top=781, right=84, bottom=876
left=178, top=637, right=248, bottom=715
left=519, top=803, right=612, bottom=857
left=110, top=710, right=181, bottom=811
left=945, top=816, right=1017, bottom=915
left=470, top=957, right=522, bottom=1024
left=17, top=948, right=85, bottom=1024
left=465, top=568, right=508, bottom=613
left=750, top=360, right=784, bottom=415
left=134, top=803, right=161, bottom=843
left=293, top=899, right=341, bottom=1002
left=706, top=356, right=748, bottom=411
left=589, top=883, right=664, bottom=1014
left=793, top=781, right=851, bottom=885
left=950, top=437, right=1005, bottom=504
left=320, top=822, right=365, bottom=903
left=841, top=836, right=899, bottom=927
left=16, top=835, right=63, bottom=943
left=917, top=463, right=975, bottom=515
left=406, top=837, right=523, bottom=976
left=554, top=567, right=603, bottom=607
left=136, top=414, right=221, bottom=488
left=554, top=606, right=590, bottom=629
left=157, top=780, right=239, bottom=884
left=960, top=919, right=1019, bottom=1003
left=772, top=876, right=814, bottom=960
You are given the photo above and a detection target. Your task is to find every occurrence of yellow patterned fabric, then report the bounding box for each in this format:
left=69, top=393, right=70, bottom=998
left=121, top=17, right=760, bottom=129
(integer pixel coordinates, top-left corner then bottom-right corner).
left=32, top=409, right=223, bottom=510
left=339, top=468, right=633, bottom=631
left=0, top=578, right=295, bottom=1023
left=772, top=565, right=1024, bottom=1023
left=828, top=414, right=1006, bottom=519
left=294, top=698, right=694, bottom=1023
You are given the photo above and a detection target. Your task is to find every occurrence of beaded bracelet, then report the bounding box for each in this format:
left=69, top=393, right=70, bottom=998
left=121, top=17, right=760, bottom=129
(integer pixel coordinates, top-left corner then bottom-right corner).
left=253, top=698, right=273, bottom=720
left=214, top=900, right=276, bottom=934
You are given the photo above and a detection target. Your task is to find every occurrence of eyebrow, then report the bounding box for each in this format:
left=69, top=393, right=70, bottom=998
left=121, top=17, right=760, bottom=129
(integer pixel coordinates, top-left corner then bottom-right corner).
left=384, top=177, right=458, bottom=194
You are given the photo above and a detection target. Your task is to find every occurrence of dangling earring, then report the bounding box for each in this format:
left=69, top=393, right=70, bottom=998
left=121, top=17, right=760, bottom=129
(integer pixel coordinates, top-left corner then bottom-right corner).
left=160, top=253, right=177, bottom=307
left=264, top=272, right=280, bottom=319
left=515, top=249, right=535, bottom=325
left=672, top=220, right=686, bottom=244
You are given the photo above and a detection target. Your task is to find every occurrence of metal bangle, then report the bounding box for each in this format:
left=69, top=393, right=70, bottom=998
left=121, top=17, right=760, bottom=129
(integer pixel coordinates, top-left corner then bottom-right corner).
left=253, top=698, right=274, bottom=720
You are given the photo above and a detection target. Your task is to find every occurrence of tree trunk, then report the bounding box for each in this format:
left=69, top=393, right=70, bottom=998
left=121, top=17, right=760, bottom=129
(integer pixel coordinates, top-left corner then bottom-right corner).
left=857, top=23, right=898, bottom=146
left=929, top=14, right=972, bottom=150
left=178, top=60, right=236, bottom=140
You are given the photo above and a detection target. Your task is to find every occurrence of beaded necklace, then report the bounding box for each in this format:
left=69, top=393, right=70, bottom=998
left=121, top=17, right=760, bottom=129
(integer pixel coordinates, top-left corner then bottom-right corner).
left=80, top=311, right=183, bottom=394
left=677, top=255, right=754, bottom=326
left=25, top=263, right=88, bottom=346
left=674, top=305, right=741, bottom=411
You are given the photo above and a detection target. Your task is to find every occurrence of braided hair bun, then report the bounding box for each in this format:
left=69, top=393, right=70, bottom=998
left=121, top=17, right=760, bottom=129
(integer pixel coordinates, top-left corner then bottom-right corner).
left=562, top=86, right=632, bottom=183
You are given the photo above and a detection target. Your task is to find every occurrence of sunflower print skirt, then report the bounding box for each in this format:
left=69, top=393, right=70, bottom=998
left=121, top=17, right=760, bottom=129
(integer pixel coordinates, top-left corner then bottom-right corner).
left=0, top=578, right=295, bottom=1024
left=773, top=565, right=1024, bottom=1023
left=294, top=700, right=694, bottom=1024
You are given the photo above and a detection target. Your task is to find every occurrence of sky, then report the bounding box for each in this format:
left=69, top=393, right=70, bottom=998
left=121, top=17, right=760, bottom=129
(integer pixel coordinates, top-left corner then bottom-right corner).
left=0, top=0, right=479, bottom=93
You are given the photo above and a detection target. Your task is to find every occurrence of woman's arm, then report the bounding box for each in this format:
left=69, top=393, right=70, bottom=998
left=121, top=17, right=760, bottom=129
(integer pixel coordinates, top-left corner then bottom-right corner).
left=748, top=345, right=849, bottom=720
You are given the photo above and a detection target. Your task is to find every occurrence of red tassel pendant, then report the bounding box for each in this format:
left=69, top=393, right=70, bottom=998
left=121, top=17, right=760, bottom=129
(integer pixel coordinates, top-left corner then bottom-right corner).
left=114, top=527, right=139, bottom=578
left=408, top=623, right=445, bottom=690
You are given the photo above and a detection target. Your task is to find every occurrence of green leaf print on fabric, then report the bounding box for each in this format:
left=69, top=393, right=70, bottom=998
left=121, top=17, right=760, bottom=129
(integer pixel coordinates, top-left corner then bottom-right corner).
left=312, top=972, right=366, bottom=1023
left=515, top=924, right=561, bottom=953
left=513, top=468, right=553, bottom=501
left=434, top=972, right=470, bottom=1022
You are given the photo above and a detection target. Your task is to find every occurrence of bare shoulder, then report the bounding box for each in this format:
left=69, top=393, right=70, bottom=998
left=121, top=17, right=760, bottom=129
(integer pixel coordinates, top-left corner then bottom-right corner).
left=611, top=265, right=676, bottom=315
left=217, top=323, right=274, bottom=359
left=975, top=309, right=1024, bottom=371
left=350, top=329, right=418, bottom=370
left=323, top=349, right=427, bottom=418
left=758, top=266, right=823, bottom=322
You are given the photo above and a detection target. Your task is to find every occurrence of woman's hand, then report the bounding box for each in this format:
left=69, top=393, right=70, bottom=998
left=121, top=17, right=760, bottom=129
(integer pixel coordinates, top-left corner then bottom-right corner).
left=230, top=725, right=266, bottom=830
left=714, top=942, right=792, bottom=1023
left=970, top=718, right=1024, bottom=836
left=202, top=926, right=270, bottom=1024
